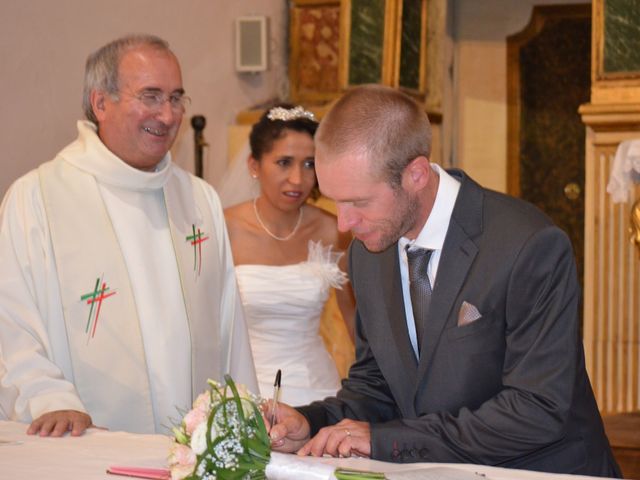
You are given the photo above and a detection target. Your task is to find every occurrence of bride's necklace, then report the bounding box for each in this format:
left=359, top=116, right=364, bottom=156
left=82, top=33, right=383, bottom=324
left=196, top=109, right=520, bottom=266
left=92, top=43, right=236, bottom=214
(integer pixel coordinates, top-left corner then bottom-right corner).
left=253, top=197, right=304, bottom=241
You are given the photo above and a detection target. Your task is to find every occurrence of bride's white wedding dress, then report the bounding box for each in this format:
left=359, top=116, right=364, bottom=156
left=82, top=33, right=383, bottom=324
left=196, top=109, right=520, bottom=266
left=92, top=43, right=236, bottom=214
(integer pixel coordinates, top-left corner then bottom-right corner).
left=235, top=241, right=347, bottom=406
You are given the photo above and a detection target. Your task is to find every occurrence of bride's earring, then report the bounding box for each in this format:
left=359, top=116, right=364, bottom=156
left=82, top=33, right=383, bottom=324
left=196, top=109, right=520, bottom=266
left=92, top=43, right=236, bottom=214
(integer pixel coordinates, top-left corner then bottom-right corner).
left=251, top=172, right=258, bottom=179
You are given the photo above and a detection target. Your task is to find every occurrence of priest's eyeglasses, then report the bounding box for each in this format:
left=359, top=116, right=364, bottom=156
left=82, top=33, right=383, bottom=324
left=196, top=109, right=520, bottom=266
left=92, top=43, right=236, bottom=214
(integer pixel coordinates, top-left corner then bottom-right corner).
left=119, top=90, right=191, bottom=112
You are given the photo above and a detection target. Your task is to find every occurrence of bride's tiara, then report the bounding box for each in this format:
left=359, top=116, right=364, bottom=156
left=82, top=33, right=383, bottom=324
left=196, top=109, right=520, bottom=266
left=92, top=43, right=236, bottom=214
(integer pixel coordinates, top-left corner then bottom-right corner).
left=266, top=105, right=316, bottom=122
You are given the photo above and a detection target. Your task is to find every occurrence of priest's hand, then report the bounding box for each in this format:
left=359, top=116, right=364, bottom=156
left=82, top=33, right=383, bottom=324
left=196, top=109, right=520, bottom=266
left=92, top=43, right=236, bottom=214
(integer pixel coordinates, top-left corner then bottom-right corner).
left=266, top=402, right=311, bottom=453
left=27, top=410, right=93, bottom=437
left=298, top=419, right=371, bottom=458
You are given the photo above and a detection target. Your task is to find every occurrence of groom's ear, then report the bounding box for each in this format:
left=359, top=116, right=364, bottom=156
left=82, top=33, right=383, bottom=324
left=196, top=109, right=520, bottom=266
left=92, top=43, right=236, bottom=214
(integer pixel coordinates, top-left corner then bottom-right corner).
left=402, top=156, right=430, bottom=193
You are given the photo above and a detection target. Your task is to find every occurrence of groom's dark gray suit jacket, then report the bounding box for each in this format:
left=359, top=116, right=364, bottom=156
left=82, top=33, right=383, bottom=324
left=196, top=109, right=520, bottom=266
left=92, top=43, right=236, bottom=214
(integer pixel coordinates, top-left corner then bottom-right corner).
left=299, top=170, right=620, bottom=477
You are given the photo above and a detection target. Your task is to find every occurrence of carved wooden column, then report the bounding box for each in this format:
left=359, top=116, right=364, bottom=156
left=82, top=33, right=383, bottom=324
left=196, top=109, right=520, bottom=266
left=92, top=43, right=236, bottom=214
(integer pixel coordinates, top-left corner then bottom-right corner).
left=580, top=104, right=640, bottom=414
left=580, top=0, right=640, bottom=414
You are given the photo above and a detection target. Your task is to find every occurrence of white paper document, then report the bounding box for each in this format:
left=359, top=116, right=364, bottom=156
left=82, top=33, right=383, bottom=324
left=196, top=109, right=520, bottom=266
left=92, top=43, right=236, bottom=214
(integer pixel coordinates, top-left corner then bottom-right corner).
left=386, top=467, right=490, bottom=480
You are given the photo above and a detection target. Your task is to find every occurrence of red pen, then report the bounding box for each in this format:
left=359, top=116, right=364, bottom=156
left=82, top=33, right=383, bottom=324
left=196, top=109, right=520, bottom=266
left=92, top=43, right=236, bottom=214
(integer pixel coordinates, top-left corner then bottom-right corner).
left=106, top=466, right=170, bottom=479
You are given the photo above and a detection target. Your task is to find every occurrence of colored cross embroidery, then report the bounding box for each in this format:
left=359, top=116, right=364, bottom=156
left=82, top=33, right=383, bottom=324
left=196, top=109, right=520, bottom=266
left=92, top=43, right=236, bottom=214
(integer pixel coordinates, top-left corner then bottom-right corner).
left=186, top=224, right=209, bottom=276
left=80, top=276, right=117, bottom=342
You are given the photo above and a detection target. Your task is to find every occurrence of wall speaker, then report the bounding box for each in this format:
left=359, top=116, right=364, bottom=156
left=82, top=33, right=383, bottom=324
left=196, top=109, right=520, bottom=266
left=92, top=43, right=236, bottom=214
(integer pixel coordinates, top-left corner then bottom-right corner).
left=235, top=16, right=268, bottom=73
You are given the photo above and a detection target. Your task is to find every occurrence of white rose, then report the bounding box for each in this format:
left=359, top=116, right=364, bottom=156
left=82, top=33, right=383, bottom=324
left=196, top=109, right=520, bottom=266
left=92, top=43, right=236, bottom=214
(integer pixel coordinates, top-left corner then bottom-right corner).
left=190, top=422, right=207, bottom=455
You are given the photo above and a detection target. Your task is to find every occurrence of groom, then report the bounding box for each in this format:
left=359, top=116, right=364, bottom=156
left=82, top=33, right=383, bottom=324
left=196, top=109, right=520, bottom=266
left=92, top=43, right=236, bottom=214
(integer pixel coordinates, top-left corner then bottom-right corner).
left=269, top=85, right=620, bottom=477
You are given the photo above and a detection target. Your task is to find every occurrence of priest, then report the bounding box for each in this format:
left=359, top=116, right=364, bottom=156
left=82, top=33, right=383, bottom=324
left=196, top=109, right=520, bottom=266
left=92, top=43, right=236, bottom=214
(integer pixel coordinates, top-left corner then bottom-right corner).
left=0, top=34, right=257, bottom=436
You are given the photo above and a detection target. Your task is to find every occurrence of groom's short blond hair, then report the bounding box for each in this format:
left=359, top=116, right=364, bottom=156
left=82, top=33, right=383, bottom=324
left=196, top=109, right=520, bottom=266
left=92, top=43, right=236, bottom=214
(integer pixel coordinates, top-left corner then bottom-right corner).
left=316, top=84, right=432, bottom=188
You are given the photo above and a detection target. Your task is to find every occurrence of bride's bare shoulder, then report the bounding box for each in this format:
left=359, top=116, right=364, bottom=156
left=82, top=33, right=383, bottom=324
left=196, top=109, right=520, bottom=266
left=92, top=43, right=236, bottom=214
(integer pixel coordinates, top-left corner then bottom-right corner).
left=224, top=200, right=252, bottom=218
left=223, top=201, right=255, bottom=230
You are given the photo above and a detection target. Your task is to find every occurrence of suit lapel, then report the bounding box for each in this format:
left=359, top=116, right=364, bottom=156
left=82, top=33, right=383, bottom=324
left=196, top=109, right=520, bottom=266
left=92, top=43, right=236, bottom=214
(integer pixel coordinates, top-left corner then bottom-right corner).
left=416, top=223, right=478, bottom=380
left=416, top=170, right=483, bottom=382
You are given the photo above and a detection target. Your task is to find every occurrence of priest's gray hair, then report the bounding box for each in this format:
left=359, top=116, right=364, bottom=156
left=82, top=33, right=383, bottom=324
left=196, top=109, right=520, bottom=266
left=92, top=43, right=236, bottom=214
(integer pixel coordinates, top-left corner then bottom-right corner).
left=82, top=34, right=172, bottom=124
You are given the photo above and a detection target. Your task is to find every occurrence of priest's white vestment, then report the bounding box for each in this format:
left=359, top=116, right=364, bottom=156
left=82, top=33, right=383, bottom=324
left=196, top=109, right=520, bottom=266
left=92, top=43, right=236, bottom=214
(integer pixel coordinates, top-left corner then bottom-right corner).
left=0, top=121, right=257, bottom=433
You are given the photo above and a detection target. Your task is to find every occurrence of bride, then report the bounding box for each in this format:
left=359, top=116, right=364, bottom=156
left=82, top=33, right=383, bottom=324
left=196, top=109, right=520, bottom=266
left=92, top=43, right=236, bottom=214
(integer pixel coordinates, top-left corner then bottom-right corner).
left=222, top=104, right=354, bottom=406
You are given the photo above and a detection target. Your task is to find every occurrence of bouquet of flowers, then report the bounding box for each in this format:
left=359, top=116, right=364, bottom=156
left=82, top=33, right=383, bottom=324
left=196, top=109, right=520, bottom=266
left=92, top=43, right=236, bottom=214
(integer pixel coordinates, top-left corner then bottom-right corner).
left=168, top=375, right=385, bottom=480
left=168, top=375, right=269, bottom=479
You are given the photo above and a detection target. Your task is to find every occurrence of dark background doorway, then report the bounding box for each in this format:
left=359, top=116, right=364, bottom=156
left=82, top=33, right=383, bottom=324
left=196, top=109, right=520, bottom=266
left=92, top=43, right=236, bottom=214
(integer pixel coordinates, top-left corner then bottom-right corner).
left=507, top=4, right=591, bottom=319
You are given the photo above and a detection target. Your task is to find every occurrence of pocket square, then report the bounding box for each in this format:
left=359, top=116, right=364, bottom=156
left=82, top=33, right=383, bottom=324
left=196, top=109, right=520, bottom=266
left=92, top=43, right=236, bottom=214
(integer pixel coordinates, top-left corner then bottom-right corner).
left=458, top=301, right=482, bottom=326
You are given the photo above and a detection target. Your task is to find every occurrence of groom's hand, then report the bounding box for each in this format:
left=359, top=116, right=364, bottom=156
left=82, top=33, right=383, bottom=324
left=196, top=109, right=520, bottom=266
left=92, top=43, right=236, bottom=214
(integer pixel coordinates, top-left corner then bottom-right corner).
left=266, top=402, right=311, bottom=453
left=298, top=419, right=371, bottom=458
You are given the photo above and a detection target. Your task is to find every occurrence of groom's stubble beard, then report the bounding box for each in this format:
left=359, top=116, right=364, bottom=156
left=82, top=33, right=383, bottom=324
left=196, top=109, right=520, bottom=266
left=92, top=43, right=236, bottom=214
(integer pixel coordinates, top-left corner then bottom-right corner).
left=363, top=186, right=421, bottom=253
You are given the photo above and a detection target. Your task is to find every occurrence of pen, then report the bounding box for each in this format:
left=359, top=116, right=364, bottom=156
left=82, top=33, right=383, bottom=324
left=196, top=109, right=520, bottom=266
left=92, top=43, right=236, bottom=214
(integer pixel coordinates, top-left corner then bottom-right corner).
left=269, top=369, right=281, bottom=432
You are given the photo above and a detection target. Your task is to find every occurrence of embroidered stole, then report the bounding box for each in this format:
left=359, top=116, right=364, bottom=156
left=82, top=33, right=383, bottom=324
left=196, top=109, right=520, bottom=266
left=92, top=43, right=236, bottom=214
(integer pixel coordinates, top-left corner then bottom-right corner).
left=38, top=158, right=222, bottom=433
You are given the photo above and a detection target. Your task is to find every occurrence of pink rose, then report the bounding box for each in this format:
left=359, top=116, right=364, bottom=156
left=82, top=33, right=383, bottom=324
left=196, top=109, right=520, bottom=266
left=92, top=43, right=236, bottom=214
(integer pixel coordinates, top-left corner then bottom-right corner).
left=183, top=407, right=207, bottom=436
left=192, top=392, right=211, bottom=412
left=168, top=443, right=196, bottom=480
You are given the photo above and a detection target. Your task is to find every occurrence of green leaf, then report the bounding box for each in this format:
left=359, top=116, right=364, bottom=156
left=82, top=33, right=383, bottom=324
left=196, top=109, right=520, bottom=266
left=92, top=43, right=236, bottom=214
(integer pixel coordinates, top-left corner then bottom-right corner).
left=335, top=467, right=387, bottom=479
left=250, top=402, right=270, bottom=443
left=224, top=374, right=247, bottom=425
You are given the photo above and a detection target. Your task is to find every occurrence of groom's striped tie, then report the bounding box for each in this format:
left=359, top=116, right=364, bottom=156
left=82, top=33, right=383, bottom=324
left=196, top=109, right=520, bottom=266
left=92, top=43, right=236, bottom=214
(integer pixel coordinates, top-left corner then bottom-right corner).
left=406, top=246, right=434, bottom=355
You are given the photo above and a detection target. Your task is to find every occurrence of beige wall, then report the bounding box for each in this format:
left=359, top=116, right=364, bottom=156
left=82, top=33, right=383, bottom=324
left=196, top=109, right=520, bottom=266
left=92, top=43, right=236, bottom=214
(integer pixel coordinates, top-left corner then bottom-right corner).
left=451, top=0, right=589, bottom=192
left=1, top=0, right=595, bottom=199
left=0, top=0, right=286, bottom=199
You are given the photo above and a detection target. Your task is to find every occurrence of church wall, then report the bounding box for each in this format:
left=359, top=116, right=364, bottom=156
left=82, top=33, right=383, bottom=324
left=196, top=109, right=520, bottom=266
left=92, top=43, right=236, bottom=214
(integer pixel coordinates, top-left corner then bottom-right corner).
left=451, top=0, right=590, bottom=193
left=0, top=0, right=287, bottom=199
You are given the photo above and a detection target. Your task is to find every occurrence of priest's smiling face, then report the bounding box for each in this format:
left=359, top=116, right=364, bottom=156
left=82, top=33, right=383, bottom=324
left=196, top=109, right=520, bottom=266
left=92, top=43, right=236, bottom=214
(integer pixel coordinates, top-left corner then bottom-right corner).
left=92, top=45, right=185, bottom=171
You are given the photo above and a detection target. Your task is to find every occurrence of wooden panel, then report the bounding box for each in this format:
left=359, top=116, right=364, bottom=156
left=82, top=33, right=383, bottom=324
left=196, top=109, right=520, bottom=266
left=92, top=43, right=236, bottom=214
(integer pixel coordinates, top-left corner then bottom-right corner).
left=601, top=0, right=640, bottom=76
left=347, top=0, right=386, bottom=85
left=398, top=0, right=422, bottom=90
left=591, top=0, right=640, bottom=104
left=581, top=102, right=640, bottom=414
left=587, top=147, right=640, bottom=413
left=603, top=412, right=640, bottom=479
left=583, top=2, right=640, bottom=413
left=585, top=147, right=640, bottom=412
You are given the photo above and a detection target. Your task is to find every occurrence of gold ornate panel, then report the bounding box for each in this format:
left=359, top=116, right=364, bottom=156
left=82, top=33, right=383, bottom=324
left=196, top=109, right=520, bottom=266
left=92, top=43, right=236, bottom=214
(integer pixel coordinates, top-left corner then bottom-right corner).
left=289, top=0, right=342, bottom=103
left=339, top=0, right=428, bottom=97
left=289, top=0, right=431, bottom=103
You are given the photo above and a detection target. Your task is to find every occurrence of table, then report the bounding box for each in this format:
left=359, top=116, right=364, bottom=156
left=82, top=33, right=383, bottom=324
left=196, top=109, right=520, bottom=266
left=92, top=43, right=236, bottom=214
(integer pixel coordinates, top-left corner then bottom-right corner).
left=603, top=412, right=640, bottom=479
left=0, top=421, right=619, bottom=479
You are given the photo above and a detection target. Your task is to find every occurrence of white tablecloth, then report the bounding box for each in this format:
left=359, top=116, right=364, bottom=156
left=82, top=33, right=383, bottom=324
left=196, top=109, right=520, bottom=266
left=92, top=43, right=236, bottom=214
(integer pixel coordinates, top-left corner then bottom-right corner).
left=0, top=421, right=171, bottom=478
left=0, top=421, right=618, bottom=480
